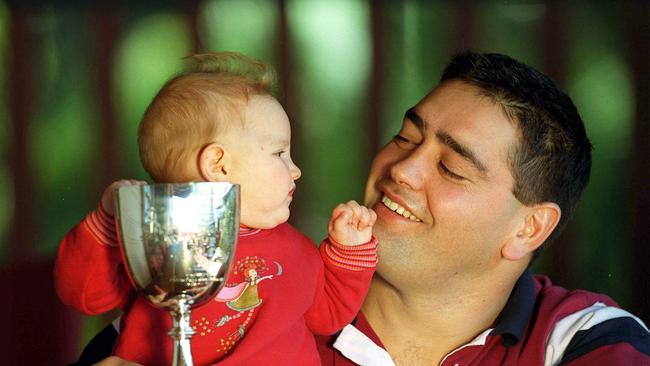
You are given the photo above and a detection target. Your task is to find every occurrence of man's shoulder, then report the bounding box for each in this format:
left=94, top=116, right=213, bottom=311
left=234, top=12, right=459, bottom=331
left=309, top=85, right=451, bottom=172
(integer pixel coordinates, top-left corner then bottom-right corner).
left=531, top=275, right=650, bottom=365
left=532, top=274, right=619, bottom=312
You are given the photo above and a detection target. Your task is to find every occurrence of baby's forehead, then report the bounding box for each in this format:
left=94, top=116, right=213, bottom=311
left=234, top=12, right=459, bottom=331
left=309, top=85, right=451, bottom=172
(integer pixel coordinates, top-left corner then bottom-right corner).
left=241, top=95, right=290, bottom=128
left=239, top=126, right=290, bottom=147
left=220, top=109, right=291, bottom=147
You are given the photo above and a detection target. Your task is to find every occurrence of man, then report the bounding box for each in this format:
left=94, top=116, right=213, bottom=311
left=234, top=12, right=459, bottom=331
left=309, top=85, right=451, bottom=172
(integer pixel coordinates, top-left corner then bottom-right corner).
left=78, top=51, right=650, bottom=365
left=316, top=51, right=650, bottom=365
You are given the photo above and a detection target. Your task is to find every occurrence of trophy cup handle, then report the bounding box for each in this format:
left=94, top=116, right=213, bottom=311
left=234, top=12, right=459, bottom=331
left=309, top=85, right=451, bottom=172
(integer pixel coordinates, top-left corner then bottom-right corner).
left=169, top=296, right=196, bottom=366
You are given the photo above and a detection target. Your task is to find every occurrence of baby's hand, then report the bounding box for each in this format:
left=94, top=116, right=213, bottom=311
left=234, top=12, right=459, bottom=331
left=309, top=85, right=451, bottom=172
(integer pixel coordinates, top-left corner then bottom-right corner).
left=328, top=200, right=377, bottom=246
left=100, top=179, right=146, bottom=216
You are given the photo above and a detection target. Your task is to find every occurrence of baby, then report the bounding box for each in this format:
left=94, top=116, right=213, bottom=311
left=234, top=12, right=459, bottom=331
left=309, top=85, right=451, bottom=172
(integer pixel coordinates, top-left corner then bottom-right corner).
left=55, top=52, right=377, bottom=365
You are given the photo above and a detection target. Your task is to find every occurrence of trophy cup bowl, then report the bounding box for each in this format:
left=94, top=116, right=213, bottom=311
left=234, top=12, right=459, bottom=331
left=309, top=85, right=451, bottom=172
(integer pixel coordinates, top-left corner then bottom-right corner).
left=114, top=182, right=240, bottom=366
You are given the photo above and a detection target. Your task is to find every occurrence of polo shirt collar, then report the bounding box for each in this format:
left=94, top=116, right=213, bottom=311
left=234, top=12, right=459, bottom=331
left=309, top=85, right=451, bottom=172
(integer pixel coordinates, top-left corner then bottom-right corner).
left=489, top=269, right=535, bottom=346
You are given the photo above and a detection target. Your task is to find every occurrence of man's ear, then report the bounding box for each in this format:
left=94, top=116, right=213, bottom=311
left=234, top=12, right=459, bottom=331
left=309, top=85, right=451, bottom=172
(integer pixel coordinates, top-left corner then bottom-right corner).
left=198, top=143, right=230, bottom=182
left=502, top=202, right=561, bottom=261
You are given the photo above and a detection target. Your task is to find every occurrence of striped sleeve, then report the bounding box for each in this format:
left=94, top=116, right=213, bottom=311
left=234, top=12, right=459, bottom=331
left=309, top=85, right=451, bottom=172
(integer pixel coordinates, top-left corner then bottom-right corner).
left=82, top=204, right=118, bottom=247
left=544, top=302, right=650, bottom=366
left=322, top=236, right=379, bottom=271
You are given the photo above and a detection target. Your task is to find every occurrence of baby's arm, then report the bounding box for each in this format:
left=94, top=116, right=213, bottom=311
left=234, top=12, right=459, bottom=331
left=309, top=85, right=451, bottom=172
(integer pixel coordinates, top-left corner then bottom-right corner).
left=328, top=200, right=377, bottom=246
left=304, top=201, right=378, bottom=334
left=101, top=180, right=146, bottom=216
left=54, top=179, right=145, bottom=315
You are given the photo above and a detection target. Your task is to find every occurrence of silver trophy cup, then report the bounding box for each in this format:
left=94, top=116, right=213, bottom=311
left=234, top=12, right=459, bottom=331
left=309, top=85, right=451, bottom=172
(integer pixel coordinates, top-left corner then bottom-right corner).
left=114, top=183, right=240, bottom=366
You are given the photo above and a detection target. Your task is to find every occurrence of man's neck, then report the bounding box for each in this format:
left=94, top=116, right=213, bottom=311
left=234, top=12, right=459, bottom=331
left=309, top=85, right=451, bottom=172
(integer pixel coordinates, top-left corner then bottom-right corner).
left=361, top=270, right=521, bottom=365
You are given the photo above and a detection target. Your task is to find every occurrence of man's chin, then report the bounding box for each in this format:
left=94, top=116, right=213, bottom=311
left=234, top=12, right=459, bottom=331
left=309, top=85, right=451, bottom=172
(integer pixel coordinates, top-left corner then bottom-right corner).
left=372, top=221, right=402, bottom=243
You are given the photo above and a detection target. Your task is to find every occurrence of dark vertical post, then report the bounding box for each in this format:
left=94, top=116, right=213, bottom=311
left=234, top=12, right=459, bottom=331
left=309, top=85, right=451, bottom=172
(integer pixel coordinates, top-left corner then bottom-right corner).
left=182, top=0, right=202, bottom=53
left=539, top=1, right=577, bottom=288
left=7, top=6, right=35, bottom=262
left=276, top=0, right=291, bottom=111
left=450, top=0, right=476, bottom=52
left=5, top=9, right=36, bottom=364
left=541, top=2, right=569, bottom=84
left=87, top=4, right=128, bottom=351
left=624, top=1, right=650, bottom=325
left=91, top=8, right=121, bottom=189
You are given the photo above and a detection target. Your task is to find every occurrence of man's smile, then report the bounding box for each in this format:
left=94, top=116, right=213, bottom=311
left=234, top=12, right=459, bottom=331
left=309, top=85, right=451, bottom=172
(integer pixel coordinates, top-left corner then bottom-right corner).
left=381, top=195, right=422, bottom=222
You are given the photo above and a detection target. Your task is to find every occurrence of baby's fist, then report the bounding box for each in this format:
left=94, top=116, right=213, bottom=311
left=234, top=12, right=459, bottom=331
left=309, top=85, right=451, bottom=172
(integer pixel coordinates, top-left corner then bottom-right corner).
left=101, top=179, right=146, bottom=216
left=328, top=200, right=377, bottom=246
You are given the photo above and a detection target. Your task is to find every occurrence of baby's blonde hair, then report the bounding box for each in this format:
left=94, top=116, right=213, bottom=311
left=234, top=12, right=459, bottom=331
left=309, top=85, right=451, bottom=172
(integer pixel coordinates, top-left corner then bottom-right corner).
left=138, top=52, right=277, bottom=182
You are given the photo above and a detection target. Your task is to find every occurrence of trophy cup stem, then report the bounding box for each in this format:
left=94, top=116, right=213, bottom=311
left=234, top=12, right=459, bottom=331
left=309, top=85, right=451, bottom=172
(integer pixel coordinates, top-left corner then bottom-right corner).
left=169, top=296, right=196, bottom=366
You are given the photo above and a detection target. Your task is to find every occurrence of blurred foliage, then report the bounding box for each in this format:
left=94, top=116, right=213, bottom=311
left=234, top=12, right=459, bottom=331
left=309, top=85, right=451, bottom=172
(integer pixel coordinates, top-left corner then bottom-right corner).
left=287, top=0, right=372, bottom=239
left=565, top=2, right=633, bottom=304
left=114, top=11, right=192, bottom=181
left=198, top=0, right=277, bottom=64
left=376, top=1, right=452, bottom=144
left=29, top=8, right=98, bottom=257
left=475, top=1, right=547, bottom=68
left=476, top=2, right=543, bottom=68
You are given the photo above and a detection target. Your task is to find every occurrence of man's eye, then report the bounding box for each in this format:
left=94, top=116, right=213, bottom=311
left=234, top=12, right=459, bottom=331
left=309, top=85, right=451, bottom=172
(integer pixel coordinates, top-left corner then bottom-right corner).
left=392, top=135, right=414, bottom=149
left=439, top=161, right=465, bottom=181
left=274, top=151, right=286, bottom=157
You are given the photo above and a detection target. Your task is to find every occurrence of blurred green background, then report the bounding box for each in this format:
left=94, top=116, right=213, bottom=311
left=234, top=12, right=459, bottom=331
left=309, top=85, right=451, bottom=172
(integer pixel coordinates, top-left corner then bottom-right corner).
left=1, top=0, right=648, bottom=363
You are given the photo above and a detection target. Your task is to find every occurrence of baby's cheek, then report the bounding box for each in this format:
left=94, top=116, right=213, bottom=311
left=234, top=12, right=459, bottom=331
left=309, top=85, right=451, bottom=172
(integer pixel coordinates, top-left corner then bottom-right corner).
left=272, top=172, right=292, bottom=186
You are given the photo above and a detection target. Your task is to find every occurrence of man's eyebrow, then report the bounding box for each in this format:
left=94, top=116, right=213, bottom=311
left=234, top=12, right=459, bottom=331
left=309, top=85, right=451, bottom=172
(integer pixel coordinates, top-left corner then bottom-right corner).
left=435, top=131, right=488, bottom=175
left=405, top=108, right=425, bottom=131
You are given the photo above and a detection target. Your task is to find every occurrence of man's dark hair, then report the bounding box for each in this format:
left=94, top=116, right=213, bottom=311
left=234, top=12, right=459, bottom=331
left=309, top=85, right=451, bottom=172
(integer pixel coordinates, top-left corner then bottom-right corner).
left=440, top=51, right=592, bottom=254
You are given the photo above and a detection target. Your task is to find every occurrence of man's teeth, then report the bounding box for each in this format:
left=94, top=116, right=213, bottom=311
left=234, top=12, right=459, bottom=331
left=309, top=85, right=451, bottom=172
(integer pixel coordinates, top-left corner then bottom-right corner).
left=381, top=196, right=421, bottom=222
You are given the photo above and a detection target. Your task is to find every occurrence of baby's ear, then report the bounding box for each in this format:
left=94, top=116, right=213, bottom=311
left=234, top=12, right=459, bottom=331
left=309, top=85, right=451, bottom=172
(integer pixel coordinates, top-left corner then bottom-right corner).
left=198, top=143, right=230, bottom=182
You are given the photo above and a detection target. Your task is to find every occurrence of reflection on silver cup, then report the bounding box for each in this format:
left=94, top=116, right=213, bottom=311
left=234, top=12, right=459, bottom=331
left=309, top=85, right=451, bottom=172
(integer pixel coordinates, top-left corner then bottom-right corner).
left=114, top=183, right=239, bottom=366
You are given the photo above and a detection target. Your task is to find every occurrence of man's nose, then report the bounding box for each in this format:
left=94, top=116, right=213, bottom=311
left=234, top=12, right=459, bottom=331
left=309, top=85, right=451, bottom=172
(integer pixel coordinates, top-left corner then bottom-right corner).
left=389, top=151, right=425, bottom=191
